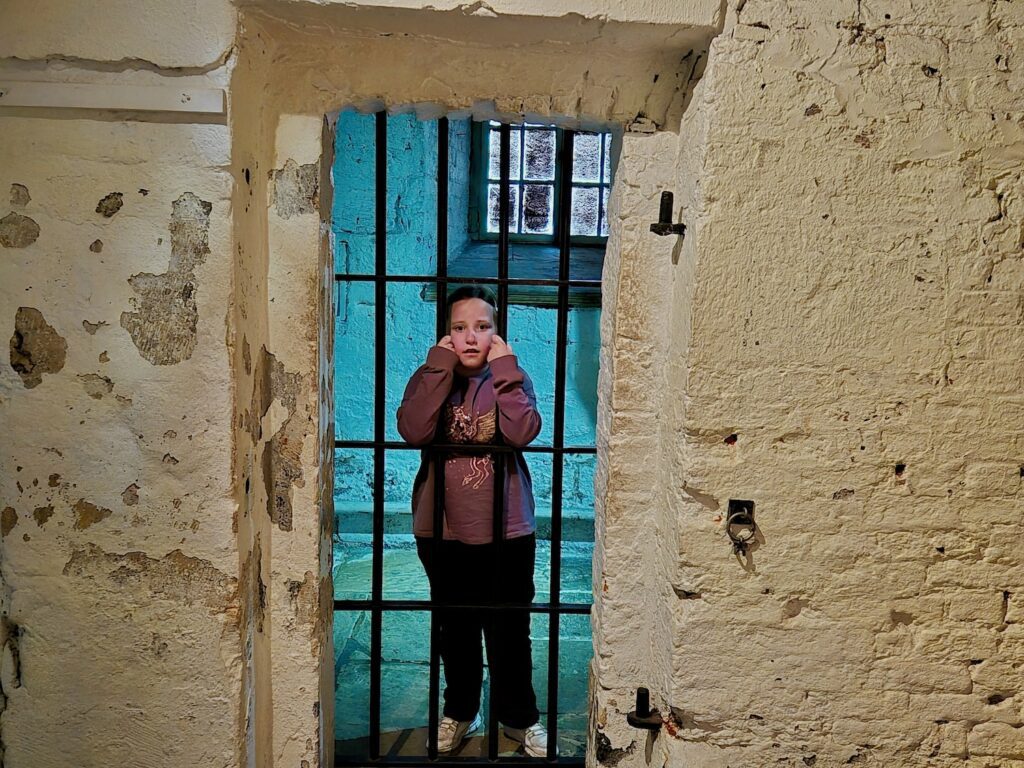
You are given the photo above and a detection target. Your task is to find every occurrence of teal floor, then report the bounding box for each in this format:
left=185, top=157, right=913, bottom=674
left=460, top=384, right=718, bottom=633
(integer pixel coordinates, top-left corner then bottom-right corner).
left=334, top=535, right=594, bottom=757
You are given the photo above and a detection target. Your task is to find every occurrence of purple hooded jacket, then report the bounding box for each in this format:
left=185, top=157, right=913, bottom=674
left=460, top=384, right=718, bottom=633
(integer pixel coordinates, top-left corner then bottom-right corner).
left=396, top=346, right=541, bottom=544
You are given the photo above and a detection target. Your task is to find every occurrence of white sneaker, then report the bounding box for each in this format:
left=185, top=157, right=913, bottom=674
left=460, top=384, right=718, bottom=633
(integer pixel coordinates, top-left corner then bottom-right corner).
left=431, top=713, right=482, bottom=753
left=503, top=722, right=555, bottom=757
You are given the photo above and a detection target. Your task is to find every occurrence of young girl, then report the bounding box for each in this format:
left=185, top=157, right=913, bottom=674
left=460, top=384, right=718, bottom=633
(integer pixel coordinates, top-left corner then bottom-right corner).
left=396, top=285, right=548, bottom=757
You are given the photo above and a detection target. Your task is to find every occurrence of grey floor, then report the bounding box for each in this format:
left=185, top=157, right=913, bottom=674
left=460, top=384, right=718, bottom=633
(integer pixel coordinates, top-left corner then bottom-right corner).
left=333, top=536, right=593, bottom=757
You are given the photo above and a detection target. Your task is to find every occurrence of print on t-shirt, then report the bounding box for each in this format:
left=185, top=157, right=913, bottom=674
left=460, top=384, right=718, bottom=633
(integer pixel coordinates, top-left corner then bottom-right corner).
left=445, top=403, right=496, bottom=490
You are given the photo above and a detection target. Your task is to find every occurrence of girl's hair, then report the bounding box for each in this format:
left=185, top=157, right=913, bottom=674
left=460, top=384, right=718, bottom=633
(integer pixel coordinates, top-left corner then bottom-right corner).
left=446, top=284, right=498, bottom=325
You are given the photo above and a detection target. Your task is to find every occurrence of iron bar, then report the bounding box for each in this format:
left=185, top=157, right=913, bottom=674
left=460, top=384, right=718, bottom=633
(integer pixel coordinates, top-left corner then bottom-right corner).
left=497, top=123, right=511, bottom=335
left=428, top=452, right=445, bottom=761
left=369, top=108, right=388, bottom=761
left=488, top=122, right=512, bottom=763
left=334, top=273, right=601, bottom=289
left=436, top=117, right=450, bottom=340
left=546, top=129, right=576, bottom=760
left=332, top=754, right=585, bottom=766
left=335, top=440, right=596, bottom=455
left=427, top=116, right=450, bottom=761
left=334, top=599, right=592, bottom=615
left=596, top=134, right=605, bottom=237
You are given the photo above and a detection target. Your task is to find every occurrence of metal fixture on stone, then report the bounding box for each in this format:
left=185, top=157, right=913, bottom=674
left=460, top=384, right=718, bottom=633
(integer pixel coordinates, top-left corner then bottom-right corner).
left=649, top=191, right=686, bottom=237
left=726, top=499, right=757, bottom=555
left=626, top=687, right=663, bottom=730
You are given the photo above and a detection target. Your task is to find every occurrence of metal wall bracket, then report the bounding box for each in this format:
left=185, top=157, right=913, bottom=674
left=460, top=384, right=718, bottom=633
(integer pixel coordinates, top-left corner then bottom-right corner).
left=726, top=499, right=756, bottom=555
left=650, top=191, right=686, bottom=237
left=626, top=687, right=662, bottom=730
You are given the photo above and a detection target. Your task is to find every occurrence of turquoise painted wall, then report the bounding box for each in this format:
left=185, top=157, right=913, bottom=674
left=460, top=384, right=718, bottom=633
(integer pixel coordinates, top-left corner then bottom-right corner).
left=332, top=111, right=600, bottom=535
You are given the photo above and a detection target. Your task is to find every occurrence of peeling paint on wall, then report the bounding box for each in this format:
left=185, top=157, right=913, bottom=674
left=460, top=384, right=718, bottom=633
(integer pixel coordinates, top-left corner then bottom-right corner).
left=1, top=628, right=21, bottom=691
left=244, top=342, right=309, bottom=531
left=9, top=183, right=30, bottom=207
left=10, top=307, right=67, bottom=388
left=255, top=537, right=266, bottom=634
left=286, top=571, right=319, bottom=656
left=78, top=373, right=114, bottom=399
left=95, top=192, right=124, bottom=217
left=72, top=499, right=112, bottom=529
left=62, top=544, right=237, bottom=616
left=120, top=192, right=212, bottom=365
left=271, top=159, right=319, bottom=219
left=122, top=484, right=140, bottom=506
left=0, top=212, right=40, bottom=248
left=240, top=534, right=267, bottom=635
left=32, top=505, right=54, bottom=527
left=82, top=319, right=107, bottom=335
left=258, top=346, right=308, bottom=532
left=1, top=507, right=16, bottom=537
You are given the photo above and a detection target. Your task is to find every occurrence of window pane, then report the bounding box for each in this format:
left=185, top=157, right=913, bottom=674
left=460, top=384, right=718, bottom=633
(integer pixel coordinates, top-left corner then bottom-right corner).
left=335, top=280, right=375, bottom=441
left=488, top=128, right=521, bottom=181
left=599, top=187, right=610, bottom=236
left=602, top=134, right=611, bottom=183
left=487, top=183, right=520, bottom=234
left=570, top=186, right=599, bottom=236
left=571, top=132, right=601, bottom=183
left=524, top=129, right=556, bottom=181
left=522, top=184, right=554, bottom=235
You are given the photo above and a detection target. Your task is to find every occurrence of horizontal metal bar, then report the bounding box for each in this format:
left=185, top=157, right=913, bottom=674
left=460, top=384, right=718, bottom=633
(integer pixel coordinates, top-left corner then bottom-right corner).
left=334, top=599, right=592, bottom=615
left=334, top=440, right=596, bottom=455
left=334, top=273, right=601, bottom=288
left=336, top=754, right=585, bottom=766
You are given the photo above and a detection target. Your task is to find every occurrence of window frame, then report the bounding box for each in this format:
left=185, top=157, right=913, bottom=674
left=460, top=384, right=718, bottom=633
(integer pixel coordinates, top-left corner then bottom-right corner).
left=468, top=121, right=610, bottom=247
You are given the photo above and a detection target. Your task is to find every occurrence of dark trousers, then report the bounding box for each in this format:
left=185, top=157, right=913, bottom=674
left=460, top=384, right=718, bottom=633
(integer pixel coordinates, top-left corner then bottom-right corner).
left=416, top=534, right=540, bottom=729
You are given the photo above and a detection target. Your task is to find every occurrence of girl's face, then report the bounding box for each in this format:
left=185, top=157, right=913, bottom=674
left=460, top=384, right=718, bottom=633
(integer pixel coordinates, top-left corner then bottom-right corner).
left=449, top=298, right=495, bottom=371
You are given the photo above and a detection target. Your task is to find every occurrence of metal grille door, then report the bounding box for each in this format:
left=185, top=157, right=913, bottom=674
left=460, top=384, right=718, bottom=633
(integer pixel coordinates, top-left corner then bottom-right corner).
left=334, top=114, right=599, bottom=765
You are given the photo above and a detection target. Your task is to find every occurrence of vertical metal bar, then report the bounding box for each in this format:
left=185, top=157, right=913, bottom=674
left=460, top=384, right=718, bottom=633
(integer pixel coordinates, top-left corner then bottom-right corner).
left=488, top=452, right=506, bottom=761
left=547, top=129, right=575, bottom=761
left=427, top=116, right=450, bottom=761
left=497, top=123, right=511, bottom=335
left=369, top=109, right=387, bottom=761
left=516, top=125, right=525, bottom=234
left=436, top=117, right=449, bottom=340
left=428, top=455, right=445, bottom=760
left=596, top=134, right=605, bottom=238
left=487, top=121, right=512, bottom=762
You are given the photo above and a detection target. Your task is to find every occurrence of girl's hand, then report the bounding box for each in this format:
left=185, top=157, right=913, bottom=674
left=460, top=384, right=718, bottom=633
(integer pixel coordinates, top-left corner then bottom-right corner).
left=487, top=335, right=514, bottom=361
left=436, top=335, right=455, bottom=353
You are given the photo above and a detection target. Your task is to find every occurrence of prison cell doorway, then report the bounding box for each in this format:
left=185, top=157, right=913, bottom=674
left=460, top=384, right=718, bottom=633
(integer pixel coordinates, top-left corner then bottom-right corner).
left=331, top=108, right=612, bottom=765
